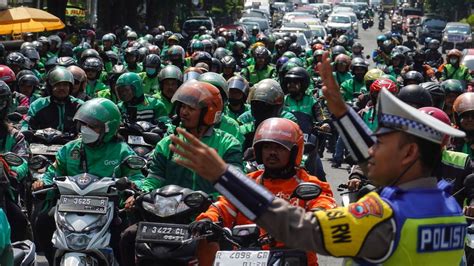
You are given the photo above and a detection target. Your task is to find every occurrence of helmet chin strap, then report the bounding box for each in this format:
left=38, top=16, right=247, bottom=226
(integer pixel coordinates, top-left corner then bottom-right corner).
left=386, top=157, right=419, bottom=188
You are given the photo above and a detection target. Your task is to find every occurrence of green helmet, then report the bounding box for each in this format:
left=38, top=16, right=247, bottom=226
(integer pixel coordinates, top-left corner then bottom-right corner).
left=282, top=51, right=296, bottom=59
left=48, top=67, right=74, bottom=89
left=73, top=98, right=121, bottom=143
left=115, top=72, right=143, bottom=98
left=158, top=65, right=183, bottom=83
left=197, top=72, right=229, bottom=101
left=313, top=49, right=325, bottom=57
left=441, top=79, right=464, bottom=94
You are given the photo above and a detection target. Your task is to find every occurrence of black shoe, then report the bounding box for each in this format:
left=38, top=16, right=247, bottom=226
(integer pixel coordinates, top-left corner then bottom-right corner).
left=331, top=162, right=341, bottom=168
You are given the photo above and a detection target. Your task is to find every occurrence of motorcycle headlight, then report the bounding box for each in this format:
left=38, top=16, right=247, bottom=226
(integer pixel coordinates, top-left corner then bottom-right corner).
left=467, top=36, right=472, bottom=42
left=56, top=211, right=74, bottom=233
left=142, top=194, right=184, bottom=217
left=443, top=35, right=448, bottom=41
left=82, top=213, right=109, bottom=233
left=66, top=233, right=92, bottom=250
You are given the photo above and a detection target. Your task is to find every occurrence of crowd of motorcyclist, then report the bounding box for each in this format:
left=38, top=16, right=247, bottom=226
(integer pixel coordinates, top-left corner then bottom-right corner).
left=0, top=4, right=472, bottom=265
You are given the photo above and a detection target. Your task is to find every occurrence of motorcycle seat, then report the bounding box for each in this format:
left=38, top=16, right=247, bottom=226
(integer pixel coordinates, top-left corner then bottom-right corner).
left=13, top=247, right=27, bottom=265
left=12, top=240, right=35, bottom=266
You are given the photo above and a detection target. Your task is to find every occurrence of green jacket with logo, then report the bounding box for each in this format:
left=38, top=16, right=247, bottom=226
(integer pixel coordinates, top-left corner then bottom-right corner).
left=241, top=64, right=276, bottom=86
left=137, top=128, right=242, bottom=195
left=41, top=139, right=144, bottom=185
left=340, top=78, right=367, bottom=102
left=85, top=80, right=109, bottom=98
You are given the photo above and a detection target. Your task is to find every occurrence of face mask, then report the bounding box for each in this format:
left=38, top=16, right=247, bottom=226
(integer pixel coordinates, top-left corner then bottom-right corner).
left=229, top=97, right=244, bottom=106
left=146, top=67, right=157, bottom=76
left=449, top=58, right=458, bottom=65
left=81, top=126, right=100, bottom=144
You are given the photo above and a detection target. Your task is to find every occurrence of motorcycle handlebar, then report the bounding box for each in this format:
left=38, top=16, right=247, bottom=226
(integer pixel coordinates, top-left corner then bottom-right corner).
left=32, top=185, right=56, bottom=195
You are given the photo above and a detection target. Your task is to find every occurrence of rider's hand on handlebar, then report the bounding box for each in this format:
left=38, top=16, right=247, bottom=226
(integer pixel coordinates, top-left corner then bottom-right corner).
left=320, top=123, right=331, bottom=132
left=189, top=220, right=220, bottom=242
left=32, top=180, right=44, bottom=191
left=124, top=196, right=135, bottom=210
left=347, top=179, right=362, bottom=192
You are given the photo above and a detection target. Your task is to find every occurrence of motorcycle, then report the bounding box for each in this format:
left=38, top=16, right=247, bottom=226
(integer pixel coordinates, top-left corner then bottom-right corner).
left=368, top=18, right=374, bottom=27
left=30, top=155, right=147, bottom=266
left=119, top=120, right=166, bottom=158
left=337, top=178, right=376, bottom=207
left=378, top=19, right=385, bottom=31
left=208, top=183, right=322, bottom=266
left=131, top=184, right=213, bottom=265
left=0, top=153, right=37, bottom=266
left=362, top=19, right=369, bottom=30
left=23, top=128, right=75, bottom=162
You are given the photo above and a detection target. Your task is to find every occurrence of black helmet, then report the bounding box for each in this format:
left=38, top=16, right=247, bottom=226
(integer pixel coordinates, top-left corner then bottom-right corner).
left=253, top=46, right=271, bottom=59
left=0, top=43, right=5, bottom=57
left=80, top=49, right=100, bottom=64
left=331, top=45, right=346, bottom=59
left=407, top=32, right=415, bottom=39
left=282, top=66, right=310, bottom=94
left=108, top=65, right=128, bottom=85
left=213, top=47, right=231, bottom=60
left=221, top=55, right=237, bottom=70
left=403, top=70, right=424, bottom=85
left=192, top=51, right=212, bottom=67
left=211, top=58, right=222, bottom=73
left=143, top=54, right=161, bottom=68
left=397, top=85, right=433, bottom=108
left=413, top=49, right=426, bottom=62
left=6, top=52, right=26, bottom=67
left=0, top=81, right=12, bottom=112
left=154, top=35, right=165, bottom=46
left=18, top=73, right=39, bottom=88
left=382, top=40, right=394, bottom=54
left=421, top=82, right=445, bottom=109
left=288, top=43, right=303, bottom=56
left=216, top=36, right=227, bottom=48
left=275, top=39, right=287, bottom=51
left=350, top=57, right=369, bottom=71
left=82, top=57, right=103, bottom=73
left=22, top=48, right=40, bottom=61
left=227, top=76, right=249, bottom=97
left=57, top=56, right=77, bottom=68
left=352, top=42, right=364, bottom=51
left=428, top=39, right=440, bottom=50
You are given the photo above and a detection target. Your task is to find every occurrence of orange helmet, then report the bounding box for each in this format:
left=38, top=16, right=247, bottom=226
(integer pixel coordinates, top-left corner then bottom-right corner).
left=447, top=49, right=462, bottom=59
left=334, top=54, right=351, bottom=71
left=172, top=80, right=223, bottom=126
left=253, top=118, right=304, bottom=165
left=453, top=92, right=474, bottom=125
left=312, top=43, right=324, bottom=51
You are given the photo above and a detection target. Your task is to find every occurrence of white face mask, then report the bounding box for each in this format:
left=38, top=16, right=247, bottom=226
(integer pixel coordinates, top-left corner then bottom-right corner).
left=81, top=126, right=100, bottom=144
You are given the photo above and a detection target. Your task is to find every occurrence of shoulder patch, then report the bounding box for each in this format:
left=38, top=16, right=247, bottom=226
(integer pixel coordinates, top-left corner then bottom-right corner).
left=70, top=149, right=80, bottom=160
left=349, top=194, right=384, bottom=219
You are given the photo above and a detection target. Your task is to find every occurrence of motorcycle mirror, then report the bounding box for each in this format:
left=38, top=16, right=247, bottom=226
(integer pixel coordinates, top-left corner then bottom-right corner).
left=28, top=155, right=50, bottom=170
left=7, top=112, right=23, bottom=123
left=16, top=106, right=29, bottom=115
left=3, top=153, right=23, bottom=166
left=366, top=54, right=371, bottom=59
left=291, top=182, right=322, bottom=201
left=123, top=155, right=147, bottom=170
left=183, top=191, right=208, bottom=208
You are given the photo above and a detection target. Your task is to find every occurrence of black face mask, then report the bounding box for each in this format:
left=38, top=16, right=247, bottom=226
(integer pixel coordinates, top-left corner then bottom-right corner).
left=229, top=97, right=245, bottom=107
left=252, top=104, right=280, bottom=127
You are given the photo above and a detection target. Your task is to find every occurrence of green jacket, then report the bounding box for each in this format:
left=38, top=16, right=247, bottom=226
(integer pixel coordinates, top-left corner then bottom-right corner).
left=224, top=103, right=250, bottom=122
left=117, top=96, right=168, bottom=124
left=216, top=115, right=244, bottom=144
left=333, top=71, right=353, bottom=86
left=42, top=139, right=144, bottom=185
left=241, top=64, right=276, bottom=86
left=441, top=64, right=472, bottom=82
left=138, top=128, right=242, bottom=195
left=85, top=80, right=109, bottom=98
left=152, top=92, right=174, bottom=115
left=138, top=72, right=160, bottom=95
left=96, top=89, right=119, bottom=103
left=360, top=105, right=378, bottom=131
left=0, top=209, right=11, bottom=266
left=125, top=63, right=143, bottom=74
left=237, top=110, right=298, bottom=125
left=340, top=78, right=367, bottom=102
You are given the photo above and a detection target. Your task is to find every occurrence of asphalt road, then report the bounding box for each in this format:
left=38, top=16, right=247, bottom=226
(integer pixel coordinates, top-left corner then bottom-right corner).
left=35, top=19, right=386, bottom=266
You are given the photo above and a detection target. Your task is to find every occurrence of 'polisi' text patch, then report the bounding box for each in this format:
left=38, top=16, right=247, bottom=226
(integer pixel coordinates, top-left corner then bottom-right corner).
left=417, top=224, right=466, bottom=253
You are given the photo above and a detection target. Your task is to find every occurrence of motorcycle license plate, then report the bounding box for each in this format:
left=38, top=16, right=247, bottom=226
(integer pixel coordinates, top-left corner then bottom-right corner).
left=136, top=222, right=189, bottom=244
left=213, top=251, right=270, bottom=266
left=57, top=195, right=108, bottom=214
left=448, top=35, right=463, bottom=42
left=128, top=135, right=147, bottom=145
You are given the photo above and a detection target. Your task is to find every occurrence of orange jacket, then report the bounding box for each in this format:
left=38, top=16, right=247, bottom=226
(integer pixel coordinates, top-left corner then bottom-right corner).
left=196, top=168, right=337, bottom=266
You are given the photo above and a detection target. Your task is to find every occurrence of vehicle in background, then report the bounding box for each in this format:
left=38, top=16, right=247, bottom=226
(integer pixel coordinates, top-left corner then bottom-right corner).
left=308, top=25, right=328, bottom=41
left=238, top=17, right=270, bottom=34
left=311, top=3, right=332, bottom=21
left=283, top=11, right=312, bottom=22
left=417, top=15, right=448, bottom=42
left=461, top=53, right=474, bottom=76
left=216, top=25, right=249, bottom=40
left=278, top=22, right=313, bottom=40
left=382, top=0, right=396, bottom=11
left=332, top=6, right=355, bottom=14
left=326, top=13, right=356, bottom=40
left=400, top=7, right=423, bottom=17
left=442, top=22, right=472, bottom=52
left=403, top=15, right=421, bottom=34
left=182, top=17, right=215, bottom=40
left=237, top=21, right=260, bottom=35
left=338, top=12, right=359, bottom=38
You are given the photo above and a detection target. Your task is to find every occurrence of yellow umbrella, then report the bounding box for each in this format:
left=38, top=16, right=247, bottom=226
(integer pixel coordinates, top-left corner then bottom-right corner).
left=0, top=6, right=65, bottom=35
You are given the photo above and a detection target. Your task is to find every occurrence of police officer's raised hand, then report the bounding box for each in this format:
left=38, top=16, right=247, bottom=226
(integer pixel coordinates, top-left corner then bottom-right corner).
left=319, top=51, right=348, bottom=118
left=169, top=127, right=227, bottom=183
left=32, top=180, right=44, bottom=191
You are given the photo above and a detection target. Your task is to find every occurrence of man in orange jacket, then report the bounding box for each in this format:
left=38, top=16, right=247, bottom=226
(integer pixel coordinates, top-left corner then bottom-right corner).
left=190, top=117, right=337, bottom=266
